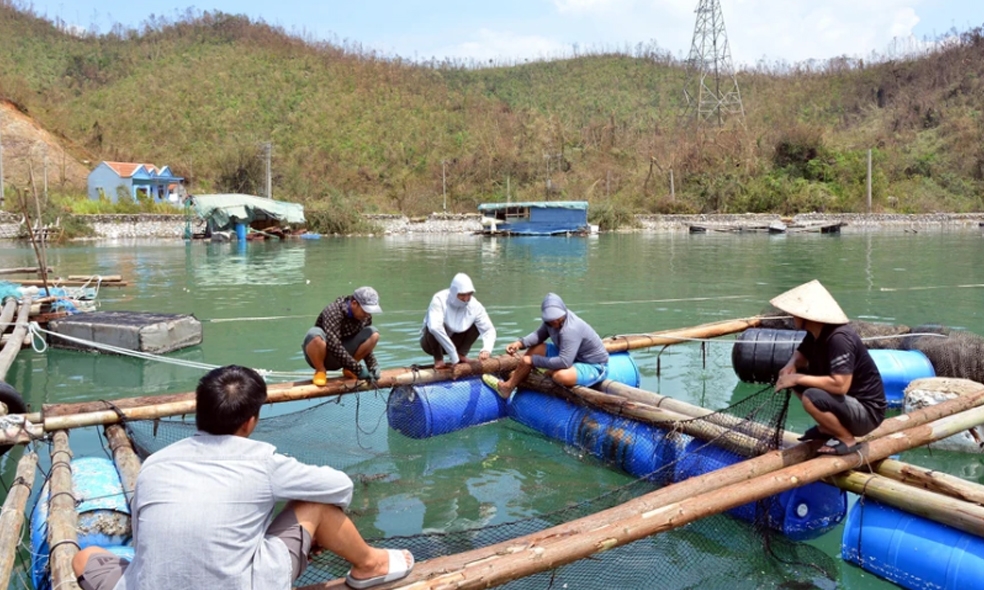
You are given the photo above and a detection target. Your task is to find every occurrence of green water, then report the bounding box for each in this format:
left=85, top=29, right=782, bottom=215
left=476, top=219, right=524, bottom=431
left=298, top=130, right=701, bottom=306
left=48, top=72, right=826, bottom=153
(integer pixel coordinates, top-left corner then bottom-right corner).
left=2, top=230, right=984, bottom=588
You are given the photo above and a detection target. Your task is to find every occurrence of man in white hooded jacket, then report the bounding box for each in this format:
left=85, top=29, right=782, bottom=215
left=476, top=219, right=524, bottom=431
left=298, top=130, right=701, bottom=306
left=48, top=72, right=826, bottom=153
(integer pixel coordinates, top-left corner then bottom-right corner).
left=420, top=273, right=497, bottom=372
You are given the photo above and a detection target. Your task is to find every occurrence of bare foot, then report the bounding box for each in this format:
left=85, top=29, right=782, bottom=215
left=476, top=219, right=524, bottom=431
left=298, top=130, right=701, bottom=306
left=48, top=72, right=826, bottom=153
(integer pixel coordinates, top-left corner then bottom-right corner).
left=496, top=380, right=514, bottom=399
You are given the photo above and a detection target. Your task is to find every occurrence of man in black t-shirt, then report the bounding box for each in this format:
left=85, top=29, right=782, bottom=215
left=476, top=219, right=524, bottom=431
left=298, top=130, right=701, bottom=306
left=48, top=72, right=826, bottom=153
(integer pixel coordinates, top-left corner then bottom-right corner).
left=771, top=280, right=886, bottom=456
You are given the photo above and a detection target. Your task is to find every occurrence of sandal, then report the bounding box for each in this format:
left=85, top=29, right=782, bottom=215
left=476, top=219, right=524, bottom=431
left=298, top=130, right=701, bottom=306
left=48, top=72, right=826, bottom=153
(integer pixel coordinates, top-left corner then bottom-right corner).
left=797, top=426, right=827, bottom=442
left=817, top=439, right=862, bottom=456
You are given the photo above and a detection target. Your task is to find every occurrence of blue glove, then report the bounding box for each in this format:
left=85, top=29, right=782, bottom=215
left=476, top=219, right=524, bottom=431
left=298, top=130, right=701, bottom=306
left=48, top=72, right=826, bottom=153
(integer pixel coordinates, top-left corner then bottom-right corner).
left=371, top=367, right=381, bottom=380
left=357, top=365, right=373, bottom=380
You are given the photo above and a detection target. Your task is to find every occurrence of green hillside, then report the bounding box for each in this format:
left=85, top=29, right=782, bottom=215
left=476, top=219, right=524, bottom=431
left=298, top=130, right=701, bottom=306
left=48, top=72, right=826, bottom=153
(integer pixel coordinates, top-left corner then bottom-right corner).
left=1, top=3, right=982, bottom=222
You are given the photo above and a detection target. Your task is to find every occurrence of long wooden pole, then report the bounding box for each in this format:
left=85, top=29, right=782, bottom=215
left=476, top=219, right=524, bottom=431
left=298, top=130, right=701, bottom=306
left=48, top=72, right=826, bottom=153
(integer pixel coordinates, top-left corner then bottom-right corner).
left=0, top=267, right=54, bottom=276
left=104, top=424, right=141, bottom=506
left=40, top=317, right=766, bottom=429
left=0, top=298, right=16, bottom=328
left=829, top=470, right=984, bottom=537
left=0, top=451, right=38, bottom=587
left=525, top=373, right=766, bottom=452
left=0, top=297, right=31, bottom=382
left=48, top=431, right=81, bottom=590
left=300, top=402, right=984, bottom=590
left=598, top=380, right=984, bottom=507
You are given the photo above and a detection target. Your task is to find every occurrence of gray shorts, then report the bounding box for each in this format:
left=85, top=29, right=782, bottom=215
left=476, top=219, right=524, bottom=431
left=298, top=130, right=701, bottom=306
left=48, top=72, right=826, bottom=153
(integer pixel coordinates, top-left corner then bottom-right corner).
left=76, top=508, right=313, bottom=589
left=303, top=326, right=377, bottom=370
left=78, top=553, right=129, bottom=590
left=266, top=506, right=314, bottom=580
left=802, top=388, right=881, bottom=437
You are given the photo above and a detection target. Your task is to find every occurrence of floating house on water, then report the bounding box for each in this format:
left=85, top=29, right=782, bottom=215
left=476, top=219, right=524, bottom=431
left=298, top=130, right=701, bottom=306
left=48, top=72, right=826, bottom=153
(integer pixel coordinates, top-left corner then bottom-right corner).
left=190, top=193, right=306, bottom=240
left=478, top=201, right=594, bottom=235
left=87, top=162, right=185, bottom=204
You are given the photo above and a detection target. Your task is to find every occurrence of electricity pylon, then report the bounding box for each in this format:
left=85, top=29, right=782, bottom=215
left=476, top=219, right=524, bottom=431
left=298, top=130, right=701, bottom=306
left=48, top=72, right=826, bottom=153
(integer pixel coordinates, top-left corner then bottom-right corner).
left=683, top=0, right=745, bottom=126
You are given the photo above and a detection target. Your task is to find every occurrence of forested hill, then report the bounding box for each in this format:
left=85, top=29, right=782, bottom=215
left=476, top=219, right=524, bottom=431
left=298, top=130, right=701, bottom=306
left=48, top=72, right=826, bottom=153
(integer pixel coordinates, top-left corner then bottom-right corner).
left=1, top=3, right=982, bottom=219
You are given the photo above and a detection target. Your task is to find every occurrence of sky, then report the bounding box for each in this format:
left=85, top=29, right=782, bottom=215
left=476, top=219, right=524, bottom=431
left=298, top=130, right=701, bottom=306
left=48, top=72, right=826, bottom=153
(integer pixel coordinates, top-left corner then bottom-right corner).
left=28, top=0, right=984, bottom=67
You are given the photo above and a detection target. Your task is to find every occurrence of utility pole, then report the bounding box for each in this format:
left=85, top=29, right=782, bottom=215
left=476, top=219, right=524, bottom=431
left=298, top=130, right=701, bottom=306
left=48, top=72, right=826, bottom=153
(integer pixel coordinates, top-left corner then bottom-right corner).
left=264, top=142, right=272, bottom=199
left=683, top=0, right=745, bottom=126
left=442, top=160, right=447, bottom=212
left=866, top=149, right=873, bottom=213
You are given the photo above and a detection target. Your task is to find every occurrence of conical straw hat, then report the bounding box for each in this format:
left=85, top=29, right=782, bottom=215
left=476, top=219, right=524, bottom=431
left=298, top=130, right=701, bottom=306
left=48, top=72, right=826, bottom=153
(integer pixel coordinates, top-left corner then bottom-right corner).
left=769, top=280, right=849, bottom=325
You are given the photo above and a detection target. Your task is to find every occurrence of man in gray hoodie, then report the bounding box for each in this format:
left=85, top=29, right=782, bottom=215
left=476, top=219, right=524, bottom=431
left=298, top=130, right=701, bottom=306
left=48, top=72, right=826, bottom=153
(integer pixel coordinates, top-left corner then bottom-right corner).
left=494, top=293, right=609, bottom=398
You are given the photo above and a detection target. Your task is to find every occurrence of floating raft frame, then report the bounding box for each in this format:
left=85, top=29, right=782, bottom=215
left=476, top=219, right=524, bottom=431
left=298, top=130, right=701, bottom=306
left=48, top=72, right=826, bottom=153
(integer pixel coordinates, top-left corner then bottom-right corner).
left=47, top=311, right=202, bottom=354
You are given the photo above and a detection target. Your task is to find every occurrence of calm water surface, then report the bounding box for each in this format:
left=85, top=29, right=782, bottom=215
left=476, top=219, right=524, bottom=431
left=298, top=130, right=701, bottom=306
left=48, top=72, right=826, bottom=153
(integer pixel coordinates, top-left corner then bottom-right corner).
left=2, top=230, right=983, bottom=588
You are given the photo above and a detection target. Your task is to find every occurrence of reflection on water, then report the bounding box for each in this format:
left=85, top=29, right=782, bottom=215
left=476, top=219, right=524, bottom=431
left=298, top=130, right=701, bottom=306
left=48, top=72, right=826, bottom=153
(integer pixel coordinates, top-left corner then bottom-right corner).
left=481, top=235, right=590, bottom=277
left=189, top=242, right=307, bottom=287
left=3, top=232, right=984, bottom=590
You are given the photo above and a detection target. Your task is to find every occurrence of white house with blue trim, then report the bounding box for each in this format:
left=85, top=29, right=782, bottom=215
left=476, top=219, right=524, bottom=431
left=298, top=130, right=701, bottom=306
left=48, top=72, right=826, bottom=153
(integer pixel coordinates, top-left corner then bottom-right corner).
left=87, top=161, right=185, bottom=204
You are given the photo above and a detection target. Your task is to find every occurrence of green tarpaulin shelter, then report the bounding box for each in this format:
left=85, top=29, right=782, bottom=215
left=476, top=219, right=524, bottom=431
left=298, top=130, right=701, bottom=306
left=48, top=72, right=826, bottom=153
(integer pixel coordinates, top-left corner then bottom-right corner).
left=191, top=194, right=305, bottom=230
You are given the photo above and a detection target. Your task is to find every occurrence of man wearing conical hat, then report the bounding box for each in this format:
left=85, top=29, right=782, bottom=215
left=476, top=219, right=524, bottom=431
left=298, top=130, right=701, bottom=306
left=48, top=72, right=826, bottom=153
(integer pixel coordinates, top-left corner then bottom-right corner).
left=772, top=280, right=886, bottom=455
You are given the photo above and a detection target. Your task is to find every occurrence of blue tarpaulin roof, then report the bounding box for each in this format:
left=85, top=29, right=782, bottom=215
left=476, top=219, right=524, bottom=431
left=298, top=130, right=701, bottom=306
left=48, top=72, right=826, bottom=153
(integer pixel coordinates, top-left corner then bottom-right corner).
left=477, top=201, right=588, bottom=212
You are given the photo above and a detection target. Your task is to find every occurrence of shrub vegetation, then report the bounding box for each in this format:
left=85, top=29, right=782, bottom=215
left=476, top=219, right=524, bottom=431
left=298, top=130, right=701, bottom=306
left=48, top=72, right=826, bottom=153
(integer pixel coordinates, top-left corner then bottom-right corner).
left=1, top=1, right=982, bottom=231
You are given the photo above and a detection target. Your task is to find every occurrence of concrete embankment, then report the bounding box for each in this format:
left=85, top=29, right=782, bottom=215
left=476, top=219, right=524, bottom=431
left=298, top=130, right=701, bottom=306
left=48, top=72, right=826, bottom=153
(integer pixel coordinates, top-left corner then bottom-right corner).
left=0, top=212, right=982, bottom=240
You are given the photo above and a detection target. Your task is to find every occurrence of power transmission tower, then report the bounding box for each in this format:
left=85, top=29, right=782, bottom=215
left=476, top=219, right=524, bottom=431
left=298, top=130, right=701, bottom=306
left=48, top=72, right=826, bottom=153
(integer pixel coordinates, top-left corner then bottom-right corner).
left=683, top=0, right=745, bottom=126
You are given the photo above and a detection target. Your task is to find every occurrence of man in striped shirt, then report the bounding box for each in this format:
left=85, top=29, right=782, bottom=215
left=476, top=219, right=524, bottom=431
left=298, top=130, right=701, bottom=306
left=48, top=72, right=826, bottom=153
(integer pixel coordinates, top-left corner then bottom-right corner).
left=303, top=287, right=383, bottom=386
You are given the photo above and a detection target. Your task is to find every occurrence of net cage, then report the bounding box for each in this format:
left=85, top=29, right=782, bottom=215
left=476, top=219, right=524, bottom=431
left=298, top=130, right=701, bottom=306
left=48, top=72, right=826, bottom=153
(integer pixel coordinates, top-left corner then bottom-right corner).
left=117, top=378, right=838, bottom=590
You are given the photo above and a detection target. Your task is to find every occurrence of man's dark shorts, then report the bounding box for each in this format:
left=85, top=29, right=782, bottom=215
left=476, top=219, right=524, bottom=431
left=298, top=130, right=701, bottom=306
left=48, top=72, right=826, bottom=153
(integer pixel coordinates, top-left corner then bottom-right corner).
left=420, top=325, right=480, bottom=360
left=303, top=326, right=378, bottom=370
left=77, top=507, right=313, bottom=590
left=803, top=388, right=882, bottom=436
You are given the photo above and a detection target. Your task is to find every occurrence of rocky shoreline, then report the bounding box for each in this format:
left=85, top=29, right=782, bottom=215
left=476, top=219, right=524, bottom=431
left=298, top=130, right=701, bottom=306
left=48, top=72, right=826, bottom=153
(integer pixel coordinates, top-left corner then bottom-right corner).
left=1, top=211, right=982, bottom=240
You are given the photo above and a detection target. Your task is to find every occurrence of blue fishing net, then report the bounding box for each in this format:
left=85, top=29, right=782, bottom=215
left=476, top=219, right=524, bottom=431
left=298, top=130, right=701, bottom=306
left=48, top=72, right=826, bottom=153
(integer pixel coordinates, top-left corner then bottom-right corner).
left=0, top=281, right=22, bottom=304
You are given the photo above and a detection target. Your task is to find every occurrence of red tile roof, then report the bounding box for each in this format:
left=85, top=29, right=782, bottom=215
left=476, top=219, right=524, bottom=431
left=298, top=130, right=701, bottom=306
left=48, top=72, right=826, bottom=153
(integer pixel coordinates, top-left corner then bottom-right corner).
left=103, top=161, right=158, bottom=178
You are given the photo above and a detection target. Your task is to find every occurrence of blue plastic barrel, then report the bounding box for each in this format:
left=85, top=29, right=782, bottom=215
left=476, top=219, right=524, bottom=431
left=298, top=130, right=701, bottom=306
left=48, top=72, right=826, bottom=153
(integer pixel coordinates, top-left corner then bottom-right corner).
left=842, top=499, right=984, bottom=589
left=387, top=376, right=507, bottom=439
left=868, top=349, right=935, bottom=408
left=31, top=457, right=132, bottom=590
left=605, top=351, right=641, bottom=387
left=673, top=436, right=846, bottom=540
left=573, top=408, right=676, bottom=480
left=508, top=389, right=587, bottom=445
left=235, top=222, right=247, bottom=241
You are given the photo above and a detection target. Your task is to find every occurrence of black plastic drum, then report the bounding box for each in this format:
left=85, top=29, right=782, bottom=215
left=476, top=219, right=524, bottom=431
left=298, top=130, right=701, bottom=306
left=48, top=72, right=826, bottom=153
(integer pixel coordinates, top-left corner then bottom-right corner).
left=731, top=328, right=806, bottom=384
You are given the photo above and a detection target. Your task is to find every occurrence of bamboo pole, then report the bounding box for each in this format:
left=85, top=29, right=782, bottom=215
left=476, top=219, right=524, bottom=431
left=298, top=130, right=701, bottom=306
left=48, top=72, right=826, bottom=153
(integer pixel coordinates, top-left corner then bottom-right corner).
left=104, top=424, right=141, bottom=506
left=0, top=297, right=31, bottom=382
left=41, top=316, right=765, bottom=424
left=67, top=275, right=122, bottom=282
left=0, top=298, right=15, bottom=328
left=598, top=380, right=984, bottom=507
left=866, top=458, right=984, bottom=506
left=15, top=279, right=128, bottom=288
left=524, top=373, right=766, bottom=452
left=48, top=431, right=81, bottom=590
left=0, top=267, right=53, bottom=276
left=300, top=402, right=984, bottom=590
left=0, top=451, right=38, bottom=587
left=595, top=380, right=797, bottom=447
left=829, top=470, right=984, bottom=537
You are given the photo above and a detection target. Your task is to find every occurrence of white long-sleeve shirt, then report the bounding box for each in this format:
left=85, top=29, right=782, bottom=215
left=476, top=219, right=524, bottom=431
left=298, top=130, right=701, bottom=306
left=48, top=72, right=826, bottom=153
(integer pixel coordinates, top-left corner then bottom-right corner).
left=422, top=274, right=496, bottom=364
